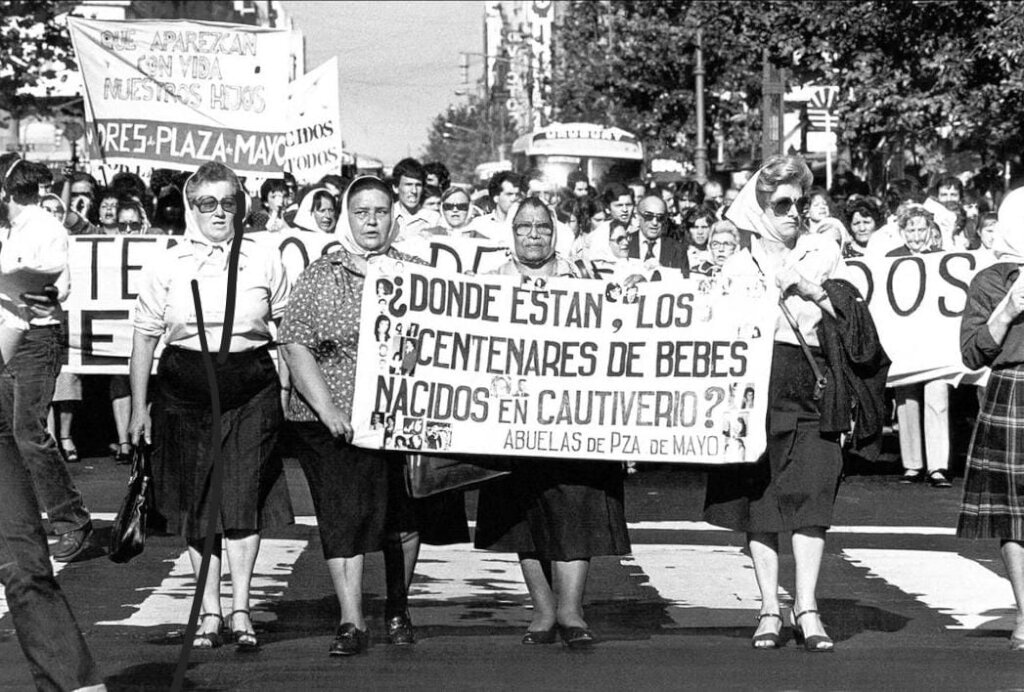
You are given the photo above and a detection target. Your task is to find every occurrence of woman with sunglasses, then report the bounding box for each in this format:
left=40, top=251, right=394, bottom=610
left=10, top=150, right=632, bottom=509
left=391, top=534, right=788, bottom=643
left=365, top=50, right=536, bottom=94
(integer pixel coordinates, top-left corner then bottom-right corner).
left=475, top=198, right=630, bottom=648
left=704, top=155, right=853, bottom=652
left=129, top=160, right=294, bottom=652
left=426, top=187, right=487, bottom=239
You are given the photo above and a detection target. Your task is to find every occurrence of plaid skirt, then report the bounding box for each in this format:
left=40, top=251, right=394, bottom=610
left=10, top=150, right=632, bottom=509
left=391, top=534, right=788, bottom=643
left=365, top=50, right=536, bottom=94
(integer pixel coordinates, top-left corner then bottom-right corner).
left=957, top=367, right=1024, bottom=540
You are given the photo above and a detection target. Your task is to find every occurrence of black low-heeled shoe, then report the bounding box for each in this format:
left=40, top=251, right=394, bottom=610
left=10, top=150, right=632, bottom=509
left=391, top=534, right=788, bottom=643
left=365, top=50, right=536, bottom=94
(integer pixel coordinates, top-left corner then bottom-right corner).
left=558, top=626, right=595, bottom=649
left=521, top=627, right=557, bottom=645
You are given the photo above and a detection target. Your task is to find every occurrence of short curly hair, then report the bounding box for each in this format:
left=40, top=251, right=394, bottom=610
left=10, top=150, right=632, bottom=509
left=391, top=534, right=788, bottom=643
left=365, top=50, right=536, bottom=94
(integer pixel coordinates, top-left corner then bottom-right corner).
left=754, top=155, right=813, bottom=210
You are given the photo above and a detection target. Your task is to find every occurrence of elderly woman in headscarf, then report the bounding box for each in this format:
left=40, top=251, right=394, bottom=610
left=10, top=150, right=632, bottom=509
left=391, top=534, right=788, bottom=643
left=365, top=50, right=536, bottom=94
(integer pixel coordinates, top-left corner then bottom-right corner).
left=291, top=187, right=338, bottom=233
left=474, top=196, right=631, bottom=648
left=703, top=155, right=848, bottom=652
left=958, top=187, right=1024, bottom=651
left=278, top=175, right=466, bottom=657
left=128, top=160, right=294, bottom=652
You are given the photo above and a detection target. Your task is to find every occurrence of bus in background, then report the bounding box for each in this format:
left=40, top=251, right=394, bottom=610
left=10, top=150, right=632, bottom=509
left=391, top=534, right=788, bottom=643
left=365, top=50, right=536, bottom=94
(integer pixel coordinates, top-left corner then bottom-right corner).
left=511, top=122, right=644, bottom=191
left=340, top=151, right=385, bottom=179
left=474, top=160, right=513, bottom=187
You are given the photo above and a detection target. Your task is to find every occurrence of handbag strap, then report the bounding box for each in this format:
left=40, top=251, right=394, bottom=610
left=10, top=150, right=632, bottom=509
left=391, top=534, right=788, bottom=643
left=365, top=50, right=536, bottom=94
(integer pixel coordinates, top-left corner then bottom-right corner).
left=778, top=296, right=828, bottom=392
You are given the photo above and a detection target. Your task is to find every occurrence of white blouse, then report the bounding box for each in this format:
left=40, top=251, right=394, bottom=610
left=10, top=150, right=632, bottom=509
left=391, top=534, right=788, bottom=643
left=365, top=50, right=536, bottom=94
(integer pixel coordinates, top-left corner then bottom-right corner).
left=133, top=234, right=290, bottom=352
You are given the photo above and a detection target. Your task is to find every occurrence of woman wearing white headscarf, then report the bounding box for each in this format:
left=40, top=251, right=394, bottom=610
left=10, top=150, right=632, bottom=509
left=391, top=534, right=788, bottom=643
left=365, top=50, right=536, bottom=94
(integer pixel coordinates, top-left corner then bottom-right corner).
left=958, top=186, right=1024, bottom=651
left=292, top=187, right=338, bottom=233
left=475, top=196, right=630, bottom=649
left=278, top=176, right=466, bottom=657
left=128, top=161, right=293, bottom=652
left=703, top=155, right=846, bottom=652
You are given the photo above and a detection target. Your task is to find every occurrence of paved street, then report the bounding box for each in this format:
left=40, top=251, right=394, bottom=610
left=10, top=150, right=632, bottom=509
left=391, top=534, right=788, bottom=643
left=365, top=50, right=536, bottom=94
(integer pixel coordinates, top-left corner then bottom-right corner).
left=2, top=452, right=1023, bottom=691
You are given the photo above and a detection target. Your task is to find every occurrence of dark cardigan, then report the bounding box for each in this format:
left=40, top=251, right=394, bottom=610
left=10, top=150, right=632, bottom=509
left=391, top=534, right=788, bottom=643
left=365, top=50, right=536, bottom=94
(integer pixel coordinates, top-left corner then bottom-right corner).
left=815, top=278, right=891, bottom=460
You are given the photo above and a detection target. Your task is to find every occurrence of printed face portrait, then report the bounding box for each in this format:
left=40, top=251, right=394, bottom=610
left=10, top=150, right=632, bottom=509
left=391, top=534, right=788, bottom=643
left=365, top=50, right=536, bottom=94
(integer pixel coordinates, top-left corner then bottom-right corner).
left=348, top=188, right=393, bottom=252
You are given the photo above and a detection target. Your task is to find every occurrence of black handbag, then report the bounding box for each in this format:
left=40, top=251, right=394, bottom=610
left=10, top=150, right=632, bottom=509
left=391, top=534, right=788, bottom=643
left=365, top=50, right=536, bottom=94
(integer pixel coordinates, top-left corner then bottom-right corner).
left=404, top=453, right=510, bottom=499
left=109, top=443, right=152, bottom=563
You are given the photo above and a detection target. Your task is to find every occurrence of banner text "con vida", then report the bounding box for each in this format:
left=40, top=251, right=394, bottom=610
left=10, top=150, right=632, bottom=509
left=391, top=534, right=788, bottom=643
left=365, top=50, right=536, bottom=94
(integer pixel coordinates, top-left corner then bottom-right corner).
left=94, top=122, right=286, bottom=167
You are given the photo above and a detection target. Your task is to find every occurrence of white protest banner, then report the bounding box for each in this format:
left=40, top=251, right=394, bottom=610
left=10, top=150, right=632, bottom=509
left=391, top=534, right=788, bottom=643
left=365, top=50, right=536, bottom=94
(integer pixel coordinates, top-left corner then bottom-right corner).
left=59, top=232, right=514, bottom=373
left=285, top=57, right=343, bottom=184
left=844, top=250, right=993, bottom=386
left=350, top=263, right=775, bottom=464
left=67, top=18, right=291, bottom=175
left=393, top=235, right=512, bottom=276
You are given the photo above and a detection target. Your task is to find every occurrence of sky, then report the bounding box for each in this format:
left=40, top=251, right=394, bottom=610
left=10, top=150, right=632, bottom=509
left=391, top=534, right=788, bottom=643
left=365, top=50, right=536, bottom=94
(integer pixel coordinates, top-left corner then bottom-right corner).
left=284, top=1, right=484, bottom=166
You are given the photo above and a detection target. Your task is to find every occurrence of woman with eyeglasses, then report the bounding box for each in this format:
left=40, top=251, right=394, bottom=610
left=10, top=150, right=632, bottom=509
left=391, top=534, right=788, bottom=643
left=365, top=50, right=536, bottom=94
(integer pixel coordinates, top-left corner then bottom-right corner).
left=708, top=220, right=741, bottom=271
left=704, top=155, right=856, bottom=653
left=129, top=160, right=294, bottom=652
left=279, top=175, right=468, bottom=656
left=886, top=203, right=954, bottom=489
left=475, top=197, right=630, bottom=648
left=582, top=218, right=645, bottom=281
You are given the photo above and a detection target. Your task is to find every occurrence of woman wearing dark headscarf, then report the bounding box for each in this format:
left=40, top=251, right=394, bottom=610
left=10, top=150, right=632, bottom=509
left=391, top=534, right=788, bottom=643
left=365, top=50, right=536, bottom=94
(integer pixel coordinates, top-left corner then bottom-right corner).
left=958, top=187, right=1024, bottom=651
left=474, top=197, right=630, bottom=648
left=279, top=176, right=466, bottom=657
left=129, top=161, right=293, bottom=651
left=704, top=155, right=848, bottom=652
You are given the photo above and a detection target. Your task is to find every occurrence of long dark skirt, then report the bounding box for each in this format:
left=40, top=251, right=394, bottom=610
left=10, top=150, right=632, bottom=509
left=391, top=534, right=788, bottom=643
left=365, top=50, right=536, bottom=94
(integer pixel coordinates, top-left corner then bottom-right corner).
left=704, top=343, right=843, bottom=533
left=475, top=458, right=630, bottom=561
left=151, top=346, right=293, bottom=542
left=292, top=422, right=468, bottom=560
left=958, top=367, right=1024, bottom=540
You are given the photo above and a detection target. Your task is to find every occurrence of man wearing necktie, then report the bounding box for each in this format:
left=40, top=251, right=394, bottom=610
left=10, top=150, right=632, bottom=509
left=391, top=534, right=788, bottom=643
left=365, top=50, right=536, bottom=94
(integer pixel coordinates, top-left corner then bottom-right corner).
left=627, top=194, right=690, bottom=277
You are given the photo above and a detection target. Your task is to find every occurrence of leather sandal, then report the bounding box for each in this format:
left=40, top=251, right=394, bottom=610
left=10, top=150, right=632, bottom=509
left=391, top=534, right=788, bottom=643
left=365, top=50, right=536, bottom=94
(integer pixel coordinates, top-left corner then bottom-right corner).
left=791, top=610, right=834, bottom=653
left=59, top=437, right=80, bottom=464
left=193, top=613, right=224, bottom=649
left=230, top=610, right=258, bottom=652
left=751, top=612, right=783, bottom=649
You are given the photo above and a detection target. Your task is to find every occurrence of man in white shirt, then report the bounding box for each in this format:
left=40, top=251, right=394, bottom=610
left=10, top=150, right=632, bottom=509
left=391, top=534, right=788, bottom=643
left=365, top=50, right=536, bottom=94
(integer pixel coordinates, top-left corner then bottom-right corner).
left=466, top=170, right=524, bottom=245
left=391, top=157, right=440, bottom=241
left=0, top=154, right=104, bottom=691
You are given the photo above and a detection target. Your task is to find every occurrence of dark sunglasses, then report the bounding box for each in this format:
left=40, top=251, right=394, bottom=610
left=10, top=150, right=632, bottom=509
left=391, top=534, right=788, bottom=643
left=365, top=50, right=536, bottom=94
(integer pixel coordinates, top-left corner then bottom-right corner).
left=117, top=220, right=143, bottom=232
left=769, top=196, right=809, bottom=216
left=191, top=196, right=238, bottom=214
left=442, top=202, right=470, bottom=211
left=639, top=211, right=667, bottom=223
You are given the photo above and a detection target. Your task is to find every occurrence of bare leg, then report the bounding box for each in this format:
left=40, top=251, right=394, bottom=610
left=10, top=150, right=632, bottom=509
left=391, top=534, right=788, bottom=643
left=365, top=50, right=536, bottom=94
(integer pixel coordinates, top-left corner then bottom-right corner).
left=552, top=559, right=590, bottom=628
left=748, top=532, right=782, bottom=640
left=792, top=527, right=829, bottom=639
left=520, top=556, right=556, bottom=631
left=1001, top=540, right=1024, bottom=641
left=223, top=530, right=260, bottom=635
left=186, top=540, right=223, bottom=636
left=112, top=395, right=131, bottom=449
left=326, top=556, right=366, bottom=629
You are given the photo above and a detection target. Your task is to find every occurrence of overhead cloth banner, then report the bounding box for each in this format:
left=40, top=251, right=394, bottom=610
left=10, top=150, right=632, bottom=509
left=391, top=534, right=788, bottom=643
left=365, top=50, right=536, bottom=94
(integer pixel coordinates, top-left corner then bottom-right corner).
left=350, top=262, right=775, bottom=464
left=67, top=17, right=291, bottom=175
left=844, top=250, right=993, bottom=386
left=285, top=57, right=343, bottom=184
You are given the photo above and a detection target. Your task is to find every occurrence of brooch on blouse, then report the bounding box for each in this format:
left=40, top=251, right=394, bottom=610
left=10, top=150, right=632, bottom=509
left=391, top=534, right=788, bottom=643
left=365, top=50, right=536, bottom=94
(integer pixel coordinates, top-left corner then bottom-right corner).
left=313, top=339, right=340, bottom=363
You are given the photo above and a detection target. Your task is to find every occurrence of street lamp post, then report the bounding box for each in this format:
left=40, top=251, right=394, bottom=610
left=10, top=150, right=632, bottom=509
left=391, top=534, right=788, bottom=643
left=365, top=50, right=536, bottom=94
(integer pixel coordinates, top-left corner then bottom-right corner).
left=693, top=28, right=708, bottom=184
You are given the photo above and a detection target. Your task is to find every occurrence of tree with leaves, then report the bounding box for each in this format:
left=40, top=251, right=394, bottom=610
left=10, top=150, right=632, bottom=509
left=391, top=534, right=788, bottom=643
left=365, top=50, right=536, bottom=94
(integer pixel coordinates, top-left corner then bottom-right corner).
left=0, top=0, right=77, bottom=119
left=421, top=99, right=519, bottom=185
